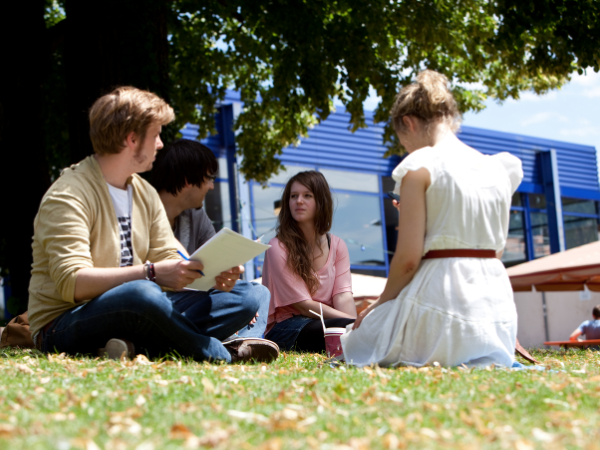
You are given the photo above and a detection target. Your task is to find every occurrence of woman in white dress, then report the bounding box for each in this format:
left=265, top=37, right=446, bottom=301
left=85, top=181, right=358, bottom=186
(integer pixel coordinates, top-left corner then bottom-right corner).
left=340, top=70, right=523, bottom=368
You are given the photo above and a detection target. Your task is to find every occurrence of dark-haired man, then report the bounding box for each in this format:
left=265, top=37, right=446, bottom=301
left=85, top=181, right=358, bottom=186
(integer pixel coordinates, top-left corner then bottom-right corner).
left=152, top=139, right=218, bottom=255
left=28, top=87, right=278, bottom=363
left=570, top=304, right=600, bottom=341
left=152, top=139, right=268, bottom=339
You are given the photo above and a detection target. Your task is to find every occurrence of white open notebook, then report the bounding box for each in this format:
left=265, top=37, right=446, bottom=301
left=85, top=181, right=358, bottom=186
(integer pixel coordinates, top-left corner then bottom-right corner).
left=186, top=227, right=270, bottom=291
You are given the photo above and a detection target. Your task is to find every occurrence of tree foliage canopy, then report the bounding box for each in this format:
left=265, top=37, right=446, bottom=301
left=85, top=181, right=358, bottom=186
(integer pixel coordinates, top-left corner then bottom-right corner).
left=38, top=0, right=600, bottom=182
left=167, top=0, right=600, bottom=182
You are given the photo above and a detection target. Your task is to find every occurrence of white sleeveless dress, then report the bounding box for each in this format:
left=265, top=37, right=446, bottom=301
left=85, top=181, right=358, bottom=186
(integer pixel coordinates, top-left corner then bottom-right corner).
left=340, top=136, right=523, bottom=367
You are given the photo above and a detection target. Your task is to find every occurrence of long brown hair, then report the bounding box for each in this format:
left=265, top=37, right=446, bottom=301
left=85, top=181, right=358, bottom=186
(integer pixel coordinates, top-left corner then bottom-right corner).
left=276, top=171, right=333, bottom=295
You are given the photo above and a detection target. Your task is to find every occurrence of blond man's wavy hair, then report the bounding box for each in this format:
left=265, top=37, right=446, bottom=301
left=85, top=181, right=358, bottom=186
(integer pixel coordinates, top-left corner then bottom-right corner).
left=89, top=86, right=174, bottom=155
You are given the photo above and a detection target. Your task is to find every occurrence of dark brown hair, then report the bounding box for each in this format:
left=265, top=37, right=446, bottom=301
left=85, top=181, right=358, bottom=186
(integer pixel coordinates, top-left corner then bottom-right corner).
left=593, top=305, right=600, bottom=319
left=276, top=171, right=333, bottom=295
left=391, top=70, right=461, bottom=134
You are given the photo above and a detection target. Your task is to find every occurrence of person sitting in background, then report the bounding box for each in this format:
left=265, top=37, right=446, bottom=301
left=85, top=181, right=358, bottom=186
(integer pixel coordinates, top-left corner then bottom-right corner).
left=570, top=305, right=600, bottom=341
left=262, top=171, right=357, bottom=353
left=151, top=139, right=267, bottom=340
left=151, top=139, right=218, bottom=255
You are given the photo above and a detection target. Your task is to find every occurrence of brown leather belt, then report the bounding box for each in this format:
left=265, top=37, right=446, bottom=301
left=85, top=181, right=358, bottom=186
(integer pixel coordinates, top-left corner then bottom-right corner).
left=422, top=249, right=497, bottom=259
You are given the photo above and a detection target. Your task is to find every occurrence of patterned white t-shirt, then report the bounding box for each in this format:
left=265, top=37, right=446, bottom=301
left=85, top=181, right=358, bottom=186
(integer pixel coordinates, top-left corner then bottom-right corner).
left=107, top=183, right=134, bottom=267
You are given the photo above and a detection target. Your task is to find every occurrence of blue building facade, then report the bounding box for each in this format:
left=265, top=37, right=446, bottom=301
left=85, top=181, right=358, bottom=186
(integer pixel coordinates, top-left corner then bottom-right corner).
left=181, top=94, right=600, bottom=279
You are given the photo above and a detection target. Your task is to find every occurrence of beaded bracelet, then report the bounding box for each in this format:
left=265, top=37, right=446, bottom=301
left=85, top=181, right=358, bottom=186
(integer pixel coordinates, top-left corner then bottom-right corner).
left=144, top=261, right=156, bottom=282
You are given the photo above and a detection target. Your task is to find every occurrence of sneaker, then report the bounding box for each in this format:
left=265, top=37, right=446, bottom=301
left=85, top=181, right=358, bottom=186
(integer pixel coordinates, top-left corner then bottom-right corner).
left=223, top=338, right=279, bottom=363
left=98, top=338, right=135, bottom=360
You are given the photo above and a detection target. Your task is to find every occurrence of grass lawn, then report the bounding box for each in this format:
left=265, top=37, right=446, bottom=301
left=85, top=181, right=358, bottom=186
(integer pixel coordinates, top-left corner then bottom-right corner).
left=0, top=348, right=599, bottom=449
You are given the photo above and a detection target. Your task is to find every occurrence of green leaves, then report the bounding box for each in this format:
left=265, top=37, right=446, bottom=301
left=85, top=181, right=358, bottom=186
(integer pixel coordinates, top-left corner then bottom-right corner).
left=167, top=0, right=596, bottom=181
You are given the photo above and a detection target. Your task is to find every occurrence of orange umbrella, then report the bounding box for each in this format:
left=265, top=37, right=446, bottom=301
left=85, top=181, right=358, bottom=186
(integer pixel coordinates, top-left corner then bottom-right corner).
left=507, top=240, right=600, bottom=292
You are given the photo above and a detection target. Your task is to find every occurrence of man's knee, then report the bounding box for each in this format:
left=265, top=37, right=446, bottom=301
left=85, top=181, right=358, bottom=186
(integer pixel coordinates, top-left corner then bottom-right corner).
left=234, top=281, right=270, bottom=316
left=103, top=280, right=172, bottom=314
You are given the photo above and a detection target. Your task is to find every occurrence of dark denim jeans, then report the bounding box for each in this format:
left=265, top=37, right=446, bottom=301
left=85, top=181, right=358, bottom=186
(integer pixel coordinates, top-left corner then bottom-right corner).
left=265, top=315, right=313, bottom=351
left=39, top=280, right=269, bottom=363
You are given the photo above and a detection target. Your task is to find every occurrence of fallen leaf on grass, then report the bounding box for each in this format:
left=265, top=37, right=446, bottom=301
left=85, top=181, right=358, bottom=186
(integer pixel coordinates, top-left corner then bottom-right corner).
left=71, top=438, right=101, bottom=450
left=227, top=410, right=269, bottom=424
left=107, top=415, right=142, bottom=436
left=295, top=377, right=318, bottom=386
left=170, top=423, right=194, bottom=440
left=0, top=424, right=18, bottom=438
left=258, top=437, right=282, bottom=450
left=39, top=377, right=51, bottom=384
left=135, top=395, right=146, bottom=407
left=532, top=428, right=555, bottom=443
left=52, top=413, right=76, bottom=421
left=382, top=433, right=401, bottom=449
left=196, top=428, right=229, bottom=448
left=201, top=377, right=214, bottom=392
left=15, top=364, right=34, bottom=375
left=387, top=417, right=405, bottom=433
left=297, top=416, right=317, bottom=427
left=543, top=398, right=571, bottom=410
left=133, top=355, right=152, bottom=365
left=170, top=424, right=230, bottom=449
left=420, top=428, right=438, bottom=439
left=514, top=439, right=534, bottom=450
left=104, top=438, right=128, bottom=450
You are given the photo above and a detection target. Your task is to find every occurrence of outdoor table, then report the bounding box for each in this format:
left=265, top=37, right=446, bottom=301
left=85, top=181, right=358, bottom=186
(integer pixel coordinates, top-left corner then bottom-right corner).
left=544, top=339, right=600, bottom=349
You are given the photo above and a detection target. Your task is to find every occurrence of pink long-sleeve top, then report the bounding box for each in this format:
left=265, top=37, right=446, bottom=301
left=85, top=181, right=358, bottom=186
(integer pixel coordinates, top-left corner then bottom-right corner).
left=263, top=235, right=353, bottom=334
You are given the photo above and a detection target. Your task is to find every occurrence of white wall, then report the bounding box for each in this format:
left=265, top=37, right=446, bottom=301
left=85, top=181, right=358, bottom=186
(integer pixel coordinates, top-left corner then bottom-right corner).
left=514, top=290, right=599, bottom=348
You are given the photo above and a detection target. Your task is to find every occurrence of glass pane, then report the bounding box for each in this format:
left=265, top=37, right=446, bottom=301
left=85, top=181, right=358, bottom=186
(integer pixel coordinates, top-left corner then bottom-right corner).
left=204, top=181, right=232, bottom=232
left=511, top=192, right=522, bottom=207
left=562, top=198, right=597, bottom=215
left=564, top=216, right=599, bottom=249
left=528, top=193, right=546, bottom=209
left=268, top=165, right=314, bottom=185
left=251, top=184, right=285, bottom=273
left=502, top=210, right=527, bottom=267
left=530, top=212, right=551, bottom=258
left=217, top=157, right=228, bottom=179
left=319, top=168, right=379, bottom=193
left=382, top=177, right=399, bottom=257
left=331, top=192, right=385, bottom=266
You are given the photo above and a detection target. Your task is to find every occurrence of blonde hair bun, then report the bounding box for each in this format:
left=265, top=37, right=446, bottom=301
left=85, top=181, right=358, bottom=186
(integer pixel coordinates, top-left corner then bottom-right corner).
left=391, top=69, right=461, bottom=133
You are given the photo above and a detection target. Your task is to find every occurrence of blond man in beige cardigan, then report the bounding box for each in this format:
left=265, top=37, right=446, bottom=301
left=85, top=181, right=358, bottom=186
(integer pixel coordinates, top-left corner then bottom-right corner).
left=28, top=87, right=278, bottom=363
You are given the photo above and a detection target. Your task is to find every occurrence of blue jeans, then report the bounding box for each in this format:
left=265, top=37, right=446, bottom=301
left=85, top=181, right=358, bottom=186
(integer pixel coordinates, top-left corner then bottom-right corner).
left=266, top=315, right=314, bottom=351
left=39, top=280, right=270, bottom=363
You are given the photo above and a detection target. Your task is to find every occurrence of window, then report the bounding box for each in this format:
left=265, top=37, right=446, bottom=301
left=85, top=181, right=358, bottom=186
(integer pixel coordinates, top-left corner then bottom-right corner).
left=331, top=192, right=385, bottom=267
left=502, top=210, right=527, bottom=267
left=204, top=181, right=232, bottom=232
left=382, top=176, right=399, bottom=257
left=319, top=168, right=379, bottom=193
left=562, top=198, right=599, bottom=250
left=530, top=211, right=551, bottom=258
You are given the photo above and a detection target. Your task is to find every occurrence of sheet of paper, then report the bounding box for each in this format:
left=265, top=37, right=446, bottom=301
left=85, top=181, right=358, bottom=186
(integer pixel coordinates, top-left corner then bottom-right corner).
left=186, top=227, right=270, bottom=291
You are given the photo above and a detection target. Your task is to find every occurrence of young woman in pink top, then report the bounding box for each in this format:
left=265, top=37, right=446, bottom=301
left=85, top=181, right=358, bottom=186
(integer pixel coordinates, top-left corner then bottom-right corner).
left=262, top=171, right=357, bottom=352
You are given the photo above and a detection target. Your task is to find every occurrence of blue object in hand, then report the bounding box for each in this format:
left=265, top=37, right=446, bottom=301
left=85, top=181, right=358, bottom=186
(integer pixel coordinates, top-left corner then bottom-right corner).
left=177, top=250, right=205, bottom=276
